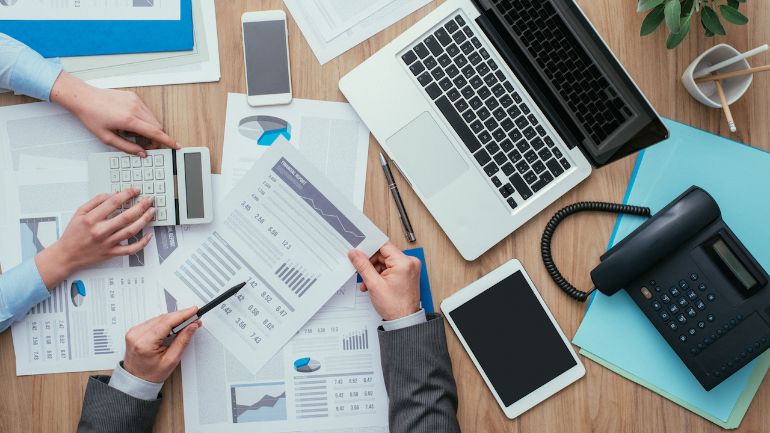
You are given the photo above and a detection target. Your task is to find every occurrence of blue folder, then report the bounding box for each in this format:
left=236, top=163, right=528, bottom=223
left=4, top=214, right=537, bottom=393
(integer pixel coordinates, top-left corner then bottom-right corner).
left=0, top=0, right=193, bottom=58
left=355, top=247, right=435, bottom=314
left=573, top=118, right=770, bottom=425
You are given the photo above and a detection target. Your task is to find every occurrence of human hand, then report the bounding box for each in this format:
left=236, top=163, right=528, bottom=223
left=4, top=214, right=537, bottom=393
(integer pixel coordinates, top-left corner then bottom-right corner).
left=123, top=307, right=201, bottom=383
left=50, top=72, right=179, bottom=156
left=35, top=189, right=155, bottom=288
left=348, top=242, right=421, bottom=321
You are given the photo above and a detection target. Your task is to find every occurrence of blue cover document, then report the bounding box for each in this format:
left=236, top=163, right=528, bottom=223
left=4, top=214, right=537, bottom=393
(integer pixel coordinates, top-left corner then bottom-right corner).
left=573, top=118, right=770, bottom=425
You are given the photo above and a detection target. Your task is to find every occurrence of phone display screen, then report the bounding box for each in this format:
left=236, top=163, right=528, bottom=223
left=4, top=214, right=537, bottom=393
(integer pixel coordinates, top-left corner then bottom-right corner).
left=243, top=20, right=290, bottom=96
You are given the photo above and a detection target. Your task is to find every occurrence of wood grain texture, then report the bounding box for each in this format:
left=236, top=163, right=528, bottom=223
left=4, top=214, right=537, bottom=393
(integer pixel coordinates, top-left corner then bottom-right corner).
left=1, top=1, right=770, bottom=432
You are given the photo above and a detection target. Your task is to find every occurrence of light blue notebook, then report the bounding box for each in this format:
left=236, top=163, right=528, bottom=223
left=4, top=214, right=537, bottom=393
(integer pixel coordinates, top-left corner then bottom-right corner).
left=573, top=118, right=770, bottom=422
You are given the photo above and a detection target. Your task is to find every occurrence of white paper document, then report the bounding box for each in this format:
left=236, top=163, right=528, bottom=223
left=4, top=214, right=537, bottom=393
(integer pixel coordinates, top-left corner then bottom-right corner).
left=283, top=0, right=431, bottom=64
left=162, top=144, right=387, bottom=372
left=221, top=94, right=370, bottom=209
left=0, top=0, right=180, bottom=21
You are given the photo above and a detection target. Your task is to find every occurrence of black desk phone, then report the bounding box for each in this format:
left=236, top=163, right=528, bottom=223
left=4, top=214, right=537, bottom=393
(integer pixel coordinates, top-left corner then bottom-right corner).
left=541, top=186, right=770, bottom=390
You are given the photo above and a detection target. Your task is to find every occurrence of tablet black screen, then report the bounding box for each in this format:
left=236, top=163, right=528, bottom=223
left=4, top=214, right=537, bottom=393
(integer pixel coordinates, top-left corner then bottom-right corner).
left=448, top=271, right=577, bottom=406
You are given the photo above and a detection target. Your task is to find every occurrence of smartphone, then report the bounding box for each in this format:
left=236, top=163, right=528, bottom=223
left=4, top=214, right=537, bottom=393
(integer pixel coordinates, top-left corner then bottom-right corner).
left=241, top=10, right=292, bottom=106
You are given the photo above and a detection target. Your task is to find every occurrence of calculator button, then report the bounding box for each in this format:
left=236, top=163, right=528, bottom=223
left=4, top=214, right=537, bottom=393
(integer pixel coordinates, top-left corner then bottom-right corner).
left=730, top=319, right=737, bottom=326
left=132, top=169, right=142, bottom=181
left=677, top=297, right=688, bottom=307
left=156, top=195, right=166, bottom=207
left=154, top=154, right=164, bottom=166
left=707, top=293, right=716, bottom=302
left=668, top=304, right=679, bottom=314
left=131, top=156, right=141, bottom=168
left=143, top=183, right=154, bottom=194
left=157, top=207, right=167, bottom=221
left=143, top=168, right=154, bottom=180
left=111, top=183, right=121, bottom=193
left=690, top=273, right=698, bottom=281
left=698, top=321, right=705, bottom=328
left=143, top=157, right=153, bottom=167
left=677, top=314, right=687, bottom=324
left=121, top=156, right=131, bottom=168
left=659, top=311, right=670, bottom=322
left=660, top=294, right=671, bottom=303
left=678, top=280, right=689, bottom=289
left=679, top=335, right=687, bottom=343
left=110, top=170, right=120, bottom=182
left=156, top=182, right=166, bottom=193
left=668, top=322, right=678, bottom=331
left=698, top=282, right=707, bottom=291
left=155, top=168, right=165, bottom=180
left=687, top=290, right=697, bottom=300
left=110, top=157, right=120, bottom=169
left=669, top=287, right=681, bottom=297
left=121, top=183, right=132, bottom=192
left=695, top=299, right=706, bottom=310
left=687, top=307, right=697, bottom=318
left=651, top=301, right=662, bottom=311
left=121, top=170, right=131, bottom=182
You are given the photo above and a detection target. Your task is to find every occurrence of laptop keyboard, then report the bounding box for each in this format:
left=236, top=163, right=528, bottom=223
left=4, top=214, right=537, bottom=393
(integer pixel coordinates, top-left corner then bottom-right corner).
left=493, top=0, right=632, bottom=145
left=401, top=14, right=571, bottom=209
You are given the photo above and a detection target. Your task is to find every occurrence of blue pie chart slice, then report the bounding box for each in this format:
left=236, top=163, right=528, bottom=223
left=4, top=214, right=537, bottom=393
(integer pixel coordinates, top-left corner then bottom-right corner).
left=238, top=115, right=292, bottom=146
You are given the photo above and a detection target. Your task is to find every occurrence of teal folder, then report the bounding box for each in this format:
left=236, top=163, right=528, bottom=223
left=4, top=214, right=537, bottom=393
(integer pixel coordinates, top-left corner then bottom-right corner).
left=573, top=118, right=770, bottom=428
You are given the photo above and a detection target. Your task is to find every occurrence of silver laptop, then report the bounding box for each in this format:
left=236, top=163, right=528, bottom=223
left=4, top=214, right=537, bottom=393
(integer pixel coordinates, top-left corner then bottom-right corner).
left=339, top=0, right=667, bottom=260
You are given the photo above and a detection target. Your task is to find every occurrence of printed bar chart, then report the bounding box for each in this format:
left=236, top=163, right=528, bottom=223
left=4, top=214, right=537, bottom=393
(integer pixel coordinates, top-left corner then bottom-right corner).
left=342, top=328, right=369, bottom=351
left=92, top=329, right=114, bottom=355
left=275, top=261, right=318, bottom=297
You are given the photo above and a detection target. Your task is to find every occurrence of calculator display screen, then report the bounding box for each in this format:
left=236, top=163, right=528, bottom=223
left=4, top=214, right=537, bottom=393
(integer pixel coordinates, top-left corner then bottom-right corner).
left=711, top=239, right=757, bottom=291
left=184, top=153, right=205, bottom=219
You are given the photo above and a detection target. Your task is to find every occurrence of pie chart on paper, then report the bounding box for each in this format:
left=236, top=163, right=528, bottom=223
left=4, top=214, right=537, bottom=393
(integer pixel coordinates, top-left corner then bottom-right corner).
left=293, top=357, right=321, bottom=373
left=238, top=115, right=292, bottom=146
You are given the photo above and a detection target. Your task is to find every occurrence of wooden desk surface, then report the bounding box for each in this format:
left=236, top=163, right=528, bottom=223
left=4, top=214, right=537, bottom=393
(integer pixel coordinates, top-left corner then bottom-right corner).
left=2, top=1, right=770, bottom=432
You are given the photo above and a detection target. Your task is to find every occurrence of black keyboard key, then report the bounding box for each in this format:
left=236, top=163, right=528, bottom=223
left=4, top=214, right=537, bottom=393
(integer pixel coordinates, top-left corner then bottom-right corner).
left=425, top=36, right=443, bottom=56
left=409, top=61, right=425, bottom=76
left=471, top=37, right=482, bottom=49
left=470, top=76, right=484, bottom=89
left=455, top=76, right=469, bottom=90
left=492, top=128, right=506, bottom=142
left=507, top=105, right=521, bottom=118
left=462, top=109, right=476, bottom=123
left=488, top=60, right=498, bottom=71
left=501, top=139, right=514, bottom=152
left=435, top=96, right=482, bottom=153
left=456, top=55, right=468, bottom=68
left=426, top=83, right=442, bottom=99
left=492, top=176, right=502, bottom=187
left=536, top=125, right=547, bottom=137
left=500, top=119, right=515, bottom=133
left=453, top=31, right=467, bottom=44
left=493, top=151, right=507, bottom=165
left=493, top=107, right=506, bottom=120
left=510, top=173, right=532, bottom=200
left=435, top=28, right=452, bottom=46
left=469, top=120, right=483, bottom=133
left=461, top=41, right=475, bottom=55
left=546, top=158, right=564, bottom=177
left=480, top=48, right=490, bottom=59
left=460, top=85, right=474, bottom=99
left=462, top=64, right=474, bottom=78
left=515, top=159, right=529, bottom=173
left=463, top=26, right=473, bottom=37
left=523, top=170, right=537, bottom=184
left=469, top=52, right=482, bottom=65
left=509, top=129, right=523, bottom=142
left=417, top=72, right=432, bottom=86
left=469, top=96, right=483, bottom=110
left=524, top=150, right=538, bottom=163
left=507, top=197, right=518, bottom=209
left=515, top=116, right=528, bottom=129
left=402, top=50, right=417, bottom=65
left=560, top=158, right=571, bottom=169
left=477, top=107, right=491, bottom=121
left=546, top=137, right=555, bottom=147
left=499, top=95, right=513, bottom=108
left=486, top=98, right=499, bottom=111
left=478, top=131, right=492, bottom=143
left=414, top=43, right=429, bottom=59
left=495, top=70, right=506, bottom=82
left=447, top=43, right=460, bottom=57
left=521, top=103, right=530, bottom=114
left=477, top=63, right=490, bottom=76
left=455, top=15, right=465, bottom=26
left=484, top=73, right=498, bottom=87
left=527, top=114, right=539, bottom=126
left=424, top=57, right=437, bottom=70
left=439, top=77, right=453, bottom=91
left=475, top=149, right=492, bottom=165
left=484, top=162, right=499, bottom=176
left=523, top=126, right=537, bottom=139
left=454, top=98, right=468, bottom=111
left=438, top=54, right=452, bottom=68
left=499, top=183, right=514, bottom=198
left=537, top=147, right=551, bottom=160
left=512, top=92, right=522, bottom=103
left=501, top=163, right=515, bottom=176
left=446, top=64, right=459, bottom=78
left=431, top=68, right=445, bottom=80
left=505, top=82, right=515, bottom=93
left=491, top=84, right=505, bottom=98
left=531, top=172, right=554, bottom=193
left=552, top=147, right=563, bottom=158
left=445, top=20, right=459, bottom=33
left=532, top=161, right=546, bottom=174
left=508, top=149, right=522, bottom=162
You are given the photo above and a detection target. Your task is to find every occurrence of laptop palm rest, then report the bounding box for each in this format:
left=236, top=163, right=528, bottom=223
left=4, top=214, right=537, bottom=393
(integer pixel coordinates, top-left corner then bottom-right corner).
left=386, top=112, right=469, bottom=198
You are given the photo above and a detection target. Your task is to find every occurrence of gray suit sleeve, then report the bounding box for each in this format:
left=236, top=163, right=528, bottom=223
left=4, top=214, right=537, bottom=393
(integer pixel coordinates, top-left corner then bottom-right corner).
left=77, top=375, right=162, bottom=433
left=378, top=314, right=461, bottom=433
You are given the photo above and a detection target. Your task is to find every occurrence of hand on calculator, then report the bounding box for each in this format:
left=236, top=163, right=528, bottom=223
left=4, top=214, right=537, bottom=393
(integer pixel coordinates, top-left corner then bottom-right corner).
left=35, top=189, right=155, bottom=289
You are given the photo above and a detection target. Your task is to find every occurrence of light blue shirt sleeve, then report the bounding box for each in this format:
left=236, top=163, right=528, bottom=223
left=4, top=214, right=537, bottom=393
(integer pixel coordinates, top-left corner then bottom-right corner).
left=109, top=362, right=164, bottom=401
left=382, top=308, right=428, bottom=331
left=0, top=259, right=50, bottom=333
left=0, top=33, right=62, bottom=101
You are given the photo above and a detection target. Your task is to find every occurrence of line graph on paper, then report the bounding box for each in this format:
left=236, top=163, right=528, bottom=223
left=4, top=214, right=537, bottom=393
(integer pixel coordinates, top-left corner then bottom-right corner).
left=298, top=195, right=366, bottom=245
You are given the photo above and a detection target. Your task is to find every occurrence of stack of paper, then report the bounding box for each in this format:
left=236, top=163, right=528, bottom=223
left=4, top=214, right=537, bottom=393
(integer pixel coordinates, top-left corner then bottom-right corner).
left=284, top=0, right=431, bottom=64
left=573, top=119, right=770, bottom=428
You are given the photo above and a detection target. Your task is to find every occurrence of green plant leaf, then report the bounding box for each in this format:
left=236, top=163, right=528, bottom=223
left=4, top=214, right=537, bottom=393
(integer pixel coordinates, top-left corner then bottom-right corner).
left=666, top=14, right=691, bottom=49
left=637, top=0, right=665, bottom=13
left=720, top=5, right=749, bottom=25
left=641, top=4, right=666, bottom=36
left=701, top=6, right=726, bottom=35
left=664, top=0, right=682, bottom=33
left=727, top=0, right=740, bottom=8
left=704, top=27, right=715, bottom=37
left=682, top=0, right=695, bottom=14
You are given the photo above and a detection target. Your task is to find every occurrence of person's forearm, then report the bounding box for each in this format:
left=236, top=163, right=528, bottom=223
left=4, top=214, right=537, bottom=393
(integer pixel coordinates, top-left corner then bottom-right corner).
left=50, top=72, right=92, bottom=114
left=35, top=242, right=77, bottom=290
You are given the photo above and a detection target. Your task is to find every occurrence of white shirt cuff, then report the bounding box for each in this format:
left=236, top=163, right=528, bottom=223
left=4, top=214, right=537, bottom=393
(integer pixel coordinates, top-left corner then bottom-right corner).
left=382, top=308, right=427, bottom=331
left=108, top=362, right=163, bottom=401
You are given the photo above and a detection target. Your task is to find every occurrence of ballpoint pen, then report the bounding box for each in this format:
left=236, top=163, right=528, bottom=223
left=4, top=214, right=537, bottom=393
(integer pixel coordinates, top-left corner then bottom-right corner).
left=379, top=152, right=417, bottom=243
left=164, top=281, right=247, bottom=345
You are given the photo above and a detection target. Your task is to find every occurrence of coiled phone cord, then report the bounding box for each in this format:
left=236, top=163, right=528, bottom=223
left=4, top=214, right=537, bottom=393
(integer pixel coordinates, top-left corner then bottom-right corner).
left=540, top=202, right=651, bottom=302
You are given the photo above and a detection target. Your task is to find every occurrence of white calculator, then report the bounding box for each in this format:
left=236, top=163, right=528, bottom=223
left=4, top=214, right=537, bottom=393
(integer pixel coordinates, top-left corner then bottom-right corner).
left=88, top=147, right=214, bottom=226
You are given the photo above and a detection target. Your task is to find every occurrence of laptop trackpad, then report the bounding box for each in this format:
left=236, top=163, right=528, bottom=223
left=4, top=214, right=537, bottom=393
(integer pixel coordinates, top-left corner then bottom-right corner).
left=386, top=112, right=469, bottom=198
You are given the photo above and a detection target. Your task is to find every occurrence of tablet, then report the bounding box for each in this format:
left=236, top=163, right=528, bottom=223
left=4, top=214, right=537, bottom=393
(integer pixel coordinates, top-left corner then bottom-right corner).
left=441, top=259, right=585, bottom=419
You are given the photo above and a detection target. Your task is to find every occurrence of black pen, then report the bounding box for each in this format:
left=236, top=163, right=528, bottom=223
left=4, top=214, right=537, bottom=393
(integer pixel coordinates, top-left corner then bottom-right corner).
left=379, top=152, right=416, bottom=243
left=164, top=282, right=247, bottom=344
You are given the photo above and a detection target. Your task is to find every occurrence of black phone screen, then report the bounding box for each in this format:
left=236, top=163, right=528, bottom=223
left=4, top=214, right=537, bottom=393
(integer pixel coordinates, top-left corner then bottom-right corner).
left=243, top=20, right=290, bottom=96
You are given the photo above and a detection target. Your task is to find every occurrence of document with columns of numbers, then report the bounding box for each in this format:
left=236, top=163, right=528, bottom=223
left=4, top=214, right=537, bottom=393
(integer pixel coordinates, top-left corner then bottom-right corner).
left=161, top=144, right=387, bottom=371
